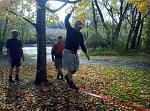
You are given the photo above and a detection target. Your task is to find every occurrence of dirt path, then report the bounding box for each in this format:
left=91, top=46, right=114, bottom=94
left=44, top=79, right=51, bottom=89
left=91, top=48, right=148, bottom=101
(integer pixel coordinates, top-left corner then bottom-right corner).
left=1, top=57, right=150, bottom=69
left=80, top=59, right=150, bottom=69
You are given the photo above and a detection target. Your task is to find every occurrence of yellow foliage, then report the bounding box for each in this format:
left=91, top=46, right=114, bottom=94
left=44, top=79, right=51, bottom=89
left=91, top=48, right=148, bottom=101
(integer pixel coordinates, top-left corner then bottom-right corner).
left=0, top=0, right=17, bottom=15
left=112, top=0, right=117, bottom=4
left=0, top=0, right=9, bottom=10
left=127, top=0, right=150, bottom=14
left=74, top=0, right=92, bottom=22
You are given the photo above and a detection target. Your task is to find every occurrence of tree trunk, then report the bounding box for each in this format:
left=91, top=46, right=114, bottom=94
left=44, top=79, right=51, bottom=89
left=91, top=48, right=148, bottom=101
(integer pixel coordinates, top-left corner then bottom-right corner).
left=125, top=27, right=134, bottom=50
left=147, top=34, right=150, bottom=49
left=92, top=1, right=98, bottom=33
left=94, top=0, right=108, bottom=30
left=125, top=6, right=137, bottom=50
left=112, top=3, right=129, bottom=47
left=0, top=16, right=9, bottom=55
left=136, top=19, right=144, bottom=49
left=35, top=0, right=47, bottom=85
left=112, top=20, right=122, bottom=44
left=131, top=12, right=141, bottom=49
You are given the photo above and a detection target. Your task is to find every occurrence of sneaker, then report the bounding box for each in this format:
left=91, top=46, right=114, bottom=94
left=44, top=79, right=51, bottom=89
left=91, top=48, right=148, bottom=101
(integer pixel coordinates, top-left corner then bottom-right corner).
left=60, top=74, right=64, bottom=81
left=64, top=75, right=69, bottom=83
left=15, top=76, right=20, bottom=81
left=9, top=76, right=14, bottom=83
left=68, top=81, right=79, bottom=91
left=57, top=75, right=60, bottom=80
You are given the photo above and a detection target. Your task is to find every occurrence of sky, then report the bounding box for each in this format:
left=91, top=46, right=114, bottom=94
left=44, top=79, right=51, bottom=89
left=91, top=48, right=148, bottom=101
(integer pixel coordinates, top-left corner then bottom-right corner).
left=49, top=1, right=72, bottom=21
left=50, top=1, right=111, bottom=22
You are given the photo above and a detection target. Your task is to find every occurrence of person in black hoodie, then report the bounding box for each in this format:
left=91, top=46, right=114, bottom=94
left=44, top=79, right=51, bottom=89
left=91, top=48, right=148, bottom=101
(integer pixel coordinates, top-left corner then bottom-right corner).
left=62, top=8, right=90, bottom=91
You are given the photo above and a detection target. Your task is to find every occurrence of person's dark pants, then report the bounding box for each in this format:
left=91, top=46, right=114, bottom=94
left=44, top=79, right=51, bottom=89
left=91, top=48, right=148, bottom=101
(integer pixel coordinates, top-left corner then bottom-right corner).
left=11, top=57, right=21, bottom=68
left=9, top=57, right=21, bottom=82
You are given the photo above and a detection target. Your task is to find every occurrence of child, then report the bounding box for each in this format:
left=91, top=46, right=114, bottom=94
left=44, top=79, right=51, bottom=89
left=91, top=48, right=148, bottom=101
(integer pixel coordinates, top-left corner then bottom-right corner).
left=51, top=36, right=64, bottom=80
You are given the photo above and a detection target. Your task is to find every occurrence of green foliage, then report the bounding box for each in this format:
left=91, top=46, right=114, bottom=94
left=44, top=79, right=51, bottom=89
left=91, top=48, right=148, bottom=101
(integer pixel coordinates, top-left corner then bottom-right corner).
left=107, top=66, right=150, bottom=104
left=87, top=48, right=119, bottom=56
left=85, top=26, right=111, bottom=49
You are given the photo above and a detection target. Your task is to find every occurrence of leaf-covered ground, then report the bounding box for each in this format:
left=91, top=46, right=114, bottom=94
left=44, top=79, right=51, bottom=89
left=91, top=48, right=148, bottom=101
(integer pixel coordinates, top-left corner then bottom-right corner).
left=0, top=63, right=150, bottom=111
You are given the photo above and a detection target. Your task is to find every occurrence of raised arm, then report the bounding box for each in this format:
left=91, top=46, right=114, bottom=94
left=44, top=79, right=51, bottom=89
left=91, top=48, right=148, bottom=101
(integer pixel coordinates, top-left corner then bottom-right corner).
left=65, top=13, right=72, bottom=30
left=64, top=8, right=75, bottom=30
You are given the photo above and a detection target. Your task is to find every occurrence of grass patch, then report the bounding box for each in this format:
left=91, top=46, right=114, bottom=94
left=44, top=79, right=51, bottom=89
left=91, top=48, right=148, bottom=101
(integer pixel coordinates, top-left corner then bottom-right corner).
left=87, top=48, right=120, bottom=56
left=82, top=48, right=150, bottom=63
left=82, top=55, right=150, bottom=64
left=74, top=64, right=150, bottom=109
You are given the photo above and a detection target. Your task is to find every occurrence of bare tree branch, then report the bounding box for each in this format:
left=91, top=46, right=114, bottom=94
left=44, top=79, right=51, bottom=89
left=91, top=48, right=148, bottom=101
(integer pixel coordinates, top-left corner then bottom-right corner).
left=0, top=15, right=9, bottom=40
left=6, top=9, right=36, bottom=27
left=103, top=3, right=118, bottom=24
left=45, top=0, right=83, bottom=13
left=126, top=16, right=131, bottom=25
left=94, top=0, right=108, bottom=31
left=45, top=1, right=67, bottom=13
left=50, top=0, right=83, bottom=4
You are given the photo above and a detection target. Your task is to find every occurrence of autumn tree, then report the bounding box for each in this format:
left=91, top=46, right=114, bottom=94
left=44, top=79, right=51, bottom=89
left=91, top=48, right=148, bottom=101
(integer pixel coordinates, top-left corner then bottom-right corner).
left=126, top=0, right=150, bottom=49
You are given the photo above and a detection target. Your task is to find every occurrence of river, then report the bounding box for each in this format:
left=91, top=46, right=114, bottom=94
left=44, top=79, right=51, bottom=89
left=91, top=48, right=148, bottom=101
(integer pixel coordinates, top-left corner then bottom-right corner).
left=22, top=47, right=52, bottom=55
left=22, top=47, right=52, bottom=61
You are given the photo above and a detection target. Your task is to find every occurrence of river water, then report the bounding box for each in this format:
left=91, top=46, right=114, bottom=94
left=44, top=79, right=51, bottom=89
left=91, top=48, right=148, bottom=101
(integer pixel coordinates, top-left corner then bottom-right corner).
left=22, top=47, right=52, bottom=62
left=22, top=47, right=52, bottom=55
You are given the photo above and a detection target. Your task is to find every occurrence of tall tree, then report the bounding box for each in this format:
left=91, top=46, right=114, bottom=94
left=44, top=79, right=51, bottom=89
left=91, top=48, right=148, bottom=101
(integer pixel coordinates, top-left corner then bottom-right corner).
left=35, top=0, right=47, bottom=84
left=130, top=11, right=141, bottom=49
left=94, top=0, right=108, bottom=32
left=92, top=1, right=98, bottom=32
left=125, top=0, right=150, bottom=49
left=125, top=5, right=137, bottom=50
left=104, top=0, right=130, bottom=47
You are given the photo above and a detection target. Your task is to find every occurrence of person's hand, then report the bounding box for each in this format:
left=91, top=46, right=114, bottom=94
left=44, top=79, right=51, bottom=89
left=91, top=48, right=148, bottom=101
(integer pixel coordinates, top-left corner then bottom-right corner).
left=8, top=57, right=12, bottom=63
left=67, top=6, right=76, bottom=14
left=22, top=56, right=25, bottom=62
left=71, top=6, right=76, bottom=13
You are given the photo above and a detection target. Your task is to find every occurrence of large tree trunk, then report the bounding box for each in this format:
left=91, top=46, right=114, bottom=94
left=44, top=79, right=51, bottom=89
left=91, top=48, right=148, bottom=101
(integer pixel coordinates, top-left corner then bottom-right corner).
left=125, top=6, right=137, bottom=50
left=131, top=12, right=141, bottom=49
left=35, top=0, right=47, bottom=85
